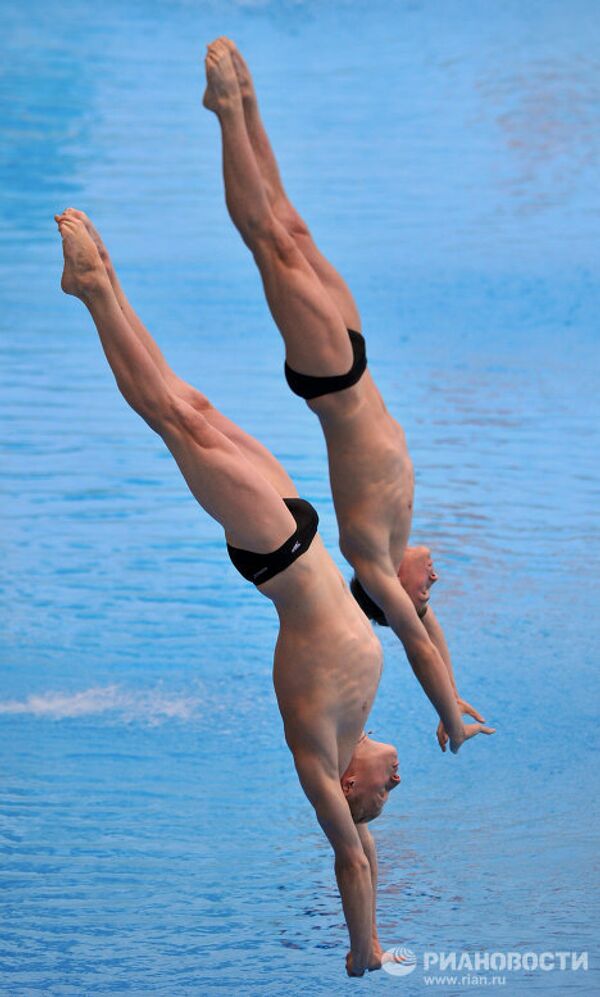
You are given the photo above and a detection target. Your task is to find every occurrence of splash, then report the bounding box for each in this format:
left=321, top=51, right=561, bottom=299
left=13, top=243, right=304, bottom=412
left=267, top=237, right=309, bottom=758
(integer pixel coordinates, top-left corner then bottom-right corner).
left=0, top=685, right=201, bottom=724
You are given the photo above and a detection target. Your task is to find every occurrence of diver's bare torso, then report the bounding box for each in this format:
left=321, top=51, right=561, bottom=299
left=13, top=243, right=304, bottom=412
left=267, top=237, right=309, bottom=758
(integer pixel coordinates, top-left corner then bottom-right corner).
left=261, top=536, right=383, bottom=772
left=307, top=370, right=414, bottom=574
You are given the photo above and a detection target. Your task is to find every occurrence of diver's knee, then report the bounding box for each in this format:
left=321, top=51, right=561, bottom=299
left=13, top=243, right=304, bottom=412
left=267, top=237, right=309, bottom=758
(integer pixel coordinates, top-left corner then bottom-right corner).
left=273, top=199, right=310, bottom=240
left=178, top=382, right=213, bottom=416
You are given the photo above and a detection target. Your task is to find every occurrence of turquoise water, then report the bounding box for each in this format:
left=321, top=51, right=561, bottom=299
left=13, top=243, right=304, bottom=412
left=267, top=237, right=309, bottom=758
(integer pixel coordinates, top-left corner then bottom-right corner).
left=2, top=1, right=599, bottom=993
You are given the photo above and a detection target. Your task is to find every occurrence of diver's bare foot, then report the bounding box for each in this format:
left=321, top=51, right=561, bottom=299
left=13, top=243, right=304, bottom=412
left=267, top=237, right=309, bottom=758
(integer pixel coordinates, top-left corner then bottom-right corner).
left=203, top=38, right=242, bottom=114
left=62, top=208, right=112, bottom=271
left=221, top=38, right=255, bottom=103
left=55, top=212, right=107, bottom=299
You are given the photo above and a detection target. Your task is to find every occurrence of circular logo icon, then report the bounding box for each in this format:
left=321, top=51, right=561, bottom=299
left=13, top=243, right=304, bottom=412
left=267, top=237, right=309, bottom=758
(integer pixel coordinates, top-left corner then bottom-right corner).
left=382, top=945, right=418, bottom=976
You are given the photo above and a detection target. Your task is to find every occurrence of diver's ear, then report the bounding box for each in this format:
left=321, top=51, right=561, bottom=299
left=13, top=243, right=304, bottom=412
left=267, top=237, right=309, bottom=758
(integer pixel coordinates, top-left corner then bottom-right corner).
left=341, top=777, right=355, bottom=798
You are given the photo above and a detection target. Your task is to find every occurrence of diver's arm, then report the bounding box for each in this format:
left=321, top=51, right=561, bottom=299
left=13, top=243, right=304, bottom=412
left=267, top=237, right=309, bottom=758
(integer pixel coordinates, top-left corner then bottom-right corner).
left=424, top=605, right=485, bottom=719
left=356, top=823, right=382, bottom=954
left=293, top=750, right=377, bottom=975
left=423, top=606, right=487, bottom=749
left=421, top=606, right=458, bottom=693
left=353, top=558, right=466, bottom=750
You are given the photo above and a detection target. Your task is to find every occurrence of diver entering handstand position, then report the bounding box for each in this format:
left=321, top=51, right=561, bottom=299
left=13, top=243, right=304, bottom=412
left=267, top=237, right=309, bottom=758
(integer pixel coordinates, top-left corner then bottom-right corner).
left=203, top=38, right=495, bottom=753
left=56, top=208, right=413, bottom=975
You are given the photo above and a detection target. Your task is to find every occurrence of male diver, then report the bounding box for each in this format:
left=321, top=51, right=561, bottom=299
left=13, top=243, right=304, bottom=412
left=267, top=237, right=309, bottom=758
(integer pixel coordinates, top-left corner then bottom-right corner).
left=55, top=208, right=466, bottom=975
left=203, top=38, right=494, bottom=753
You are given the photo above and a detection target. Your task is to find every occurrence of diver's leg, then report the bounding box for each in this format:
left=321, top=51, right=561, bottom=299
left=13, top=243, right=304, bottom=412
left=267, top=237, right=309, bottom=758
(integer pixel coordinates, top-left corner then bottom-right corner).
left=60, top=209, right=200, bottom=401
left=225, top=39, right=361, bottom=332
left=56, top=211, right=295, bottom=551
left=204, top=40, right=353, bottom=377
left=61, top=209, right=297, bottom=497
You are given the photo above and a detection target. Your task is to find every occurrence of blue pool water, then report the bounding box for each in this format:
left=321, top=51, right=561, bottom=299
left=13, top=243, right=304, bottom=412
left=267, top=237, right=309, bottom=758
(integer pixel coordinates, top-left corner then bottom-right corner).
left=2, top=1, right=599, bottom=994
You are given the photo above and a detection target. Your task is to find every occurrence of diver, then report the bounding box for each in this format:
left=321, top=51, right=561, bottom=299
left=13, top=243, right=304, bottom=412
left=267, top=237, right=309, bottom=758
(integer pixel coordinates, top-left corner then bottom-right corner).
left=203, top=38, right=495, bottom=753
left=55, top=208, right=416, bottom=975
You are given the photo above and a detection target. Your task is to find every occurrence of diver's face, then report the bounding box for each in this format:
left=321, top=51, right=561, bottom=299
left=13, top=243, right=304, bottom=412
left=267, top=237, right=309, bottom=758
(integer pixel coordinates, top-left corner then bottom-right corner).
left=345, top=740, right=401, bottom=822
left=399, top=546, right=438, bottom=614
left=368, top=743, right=401, bottom=814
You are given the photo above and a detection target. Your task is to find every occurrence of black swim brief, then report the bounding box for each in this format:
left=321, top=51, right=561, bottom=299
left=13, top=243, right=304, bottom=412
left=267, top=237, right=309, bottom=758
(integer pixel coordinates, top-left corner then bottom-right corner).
left=284, top=329, right=367, bottom=400
left=226, top=497, right=319, bottom=586
left=350, top=574, right=428, bottom=625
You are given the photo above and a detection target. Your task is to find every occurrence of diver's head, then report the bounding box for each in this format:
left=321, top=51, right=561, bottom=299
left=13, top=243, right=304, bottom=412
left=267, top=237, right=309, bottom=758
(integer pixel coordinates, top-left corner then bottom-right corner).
left=350, top=547, right=438, bottom=625
left=398, top=545, right=438, bottom=617
left=342, top=735, right=401, bottom=824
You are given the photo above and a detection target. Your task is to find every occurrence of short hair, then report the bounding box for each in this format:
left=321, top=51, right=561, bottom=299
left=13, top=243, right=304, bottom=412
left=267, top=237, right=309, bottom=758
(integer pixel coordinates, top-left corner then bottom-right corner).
left=350, top=575, right=389, bottom=627
left=347, top=793, right=384, bottom=824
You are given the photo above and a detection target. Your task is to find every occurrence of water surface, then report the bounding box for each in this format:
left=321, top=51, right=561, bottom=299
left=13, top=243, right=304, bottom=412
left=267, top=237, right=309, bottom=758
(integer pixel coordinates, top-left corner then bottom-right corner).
left=1, top=1, right=599, bottom=994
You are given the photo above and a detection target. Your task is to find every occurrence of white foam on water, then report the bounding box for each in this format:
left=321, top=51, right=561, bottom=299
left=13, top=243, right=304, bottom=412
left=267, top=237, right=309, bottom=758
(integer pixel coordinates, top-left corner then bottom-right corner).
left=0, top=685, right=201, bottom=724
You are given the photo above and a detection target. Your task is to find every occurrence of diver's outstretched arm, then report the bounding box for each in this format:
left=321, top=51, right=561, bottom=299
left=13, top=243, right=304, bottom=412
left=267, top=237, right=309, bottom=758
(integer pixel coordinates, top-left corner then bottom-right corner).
left=350, top=554, right=496, bottom=751
left=422, top=607, right=487, bottom=751
left=293, top=748, right=379, bottom=977
left=356, top=824, right=383, bottom=962
left=422, top=607, right=459, bottom=694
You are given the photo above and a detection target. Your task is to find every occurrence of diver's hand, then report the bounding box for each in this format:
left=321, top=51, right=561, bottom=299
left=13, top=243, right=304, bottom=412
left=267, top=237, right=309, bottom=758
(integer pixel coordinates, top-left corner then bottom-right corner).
left=346, top=947, right=382, bottom=976
left=436, top=719, right=449, bottom=752
left=372, top=937, right=384, bottom=960
left=345, top=951, right=365, bottom=977
left=456, top=696, right=486, bottom=723
left=437, top=697, right=488, bottom=751
left=450, top=722, right=496, bottom=754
